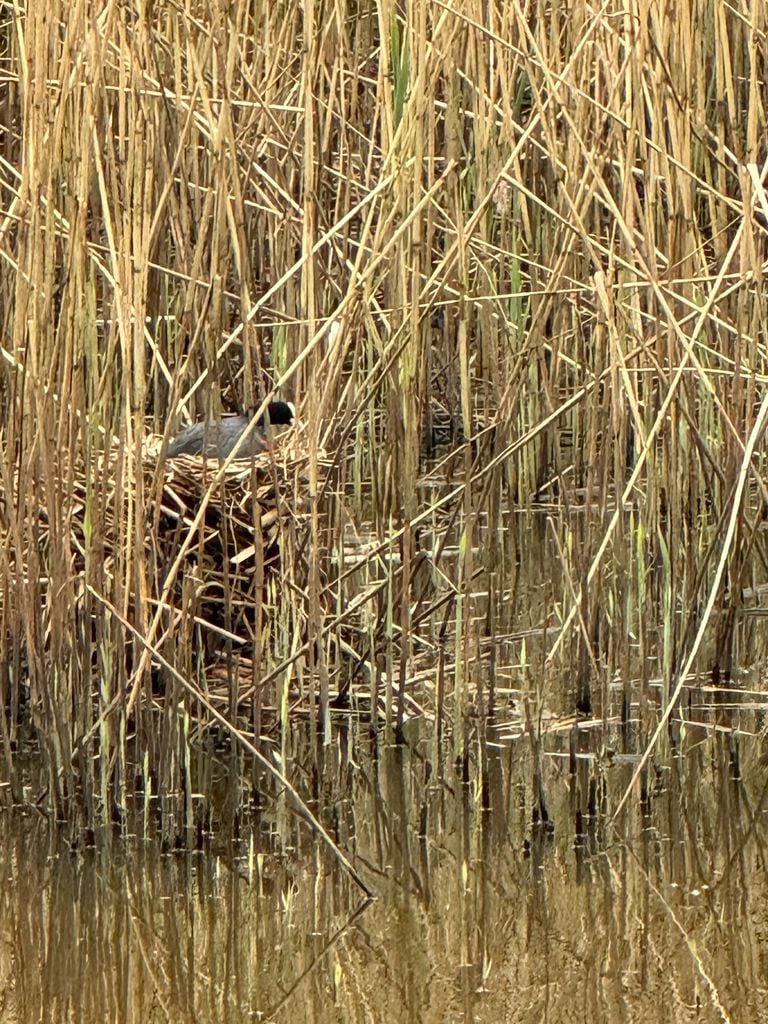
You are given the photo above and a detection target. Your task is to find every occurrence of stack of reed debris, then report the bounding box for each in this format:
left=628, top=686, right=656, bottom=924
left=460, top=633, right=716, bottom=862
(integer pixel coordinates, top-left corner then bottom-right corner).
left=141, top=420, right=315, bottom=662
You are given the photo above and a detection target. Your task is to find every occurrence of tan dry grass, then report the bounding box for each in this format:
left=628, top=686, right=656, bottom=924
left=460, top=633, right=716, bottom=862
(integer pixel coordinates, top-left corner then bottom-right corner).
left=0, top=0, right=767, bottom=829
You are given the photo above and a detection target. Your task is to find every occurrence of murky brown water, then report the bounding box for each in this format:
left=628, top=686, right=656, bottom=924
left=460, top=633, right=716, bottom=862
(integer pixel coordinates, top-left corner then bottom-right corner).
left=2, top=720, right=767, bottom=1023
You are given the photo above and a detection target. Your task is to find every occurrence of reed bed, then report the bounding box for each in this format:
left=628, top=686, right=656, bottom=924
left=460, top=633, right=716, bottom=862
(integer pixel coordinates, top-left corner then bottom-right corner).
left=0, top=0, right=767, bottom=842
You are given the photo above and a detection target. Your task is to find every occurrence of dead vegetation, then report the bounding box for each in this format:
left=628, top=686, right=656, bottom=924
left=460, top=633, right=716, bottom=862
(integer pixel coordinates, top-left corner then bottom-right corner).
left=0, top=0, right=767, bottom=837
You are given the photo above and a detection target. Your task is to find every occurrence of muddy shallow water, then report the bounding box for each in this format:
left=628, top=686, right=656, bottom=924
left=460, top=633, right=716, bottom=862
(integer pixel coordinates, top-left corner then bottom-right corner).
left=2, top=719, right=767, bottom=1024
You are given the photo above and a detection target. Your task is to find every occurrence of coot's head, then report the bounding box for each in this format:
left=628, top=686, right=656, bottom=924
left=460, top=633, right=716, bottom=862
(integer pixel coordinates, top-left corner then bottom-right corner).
left=259, top=400, right=295, bottom=427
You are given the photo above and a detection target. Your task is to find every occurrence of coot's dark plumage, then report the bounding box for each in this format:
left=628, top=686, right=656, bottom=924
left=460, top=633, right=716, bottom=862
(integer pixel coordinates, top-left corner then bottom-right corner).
left=168, top=400, right=295, bottom=459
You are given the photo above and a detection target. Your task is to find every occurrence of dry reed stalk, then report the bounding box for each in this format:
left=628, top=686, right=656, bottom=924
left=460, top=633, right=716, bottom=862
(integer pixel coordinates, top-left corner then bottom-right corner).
left=0, top=0, right=765, bottom=834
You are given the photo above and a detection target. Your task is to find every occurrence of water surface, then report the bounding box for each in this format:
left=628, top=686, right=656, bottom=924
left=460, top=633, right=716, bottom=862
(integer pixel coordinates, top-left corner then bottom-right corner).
left=2, top=722, right=766, bottom=1023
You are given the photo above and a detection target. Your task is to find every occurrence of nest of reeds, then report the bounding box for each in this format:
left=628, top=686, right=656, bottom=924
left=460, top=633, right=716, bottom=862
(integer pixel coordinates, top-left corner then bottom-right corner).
left=141, top=420, right=316, bottom=653
left=148, top=432, right=304, bottom=558
left=17, top=419, right=313, bottom=691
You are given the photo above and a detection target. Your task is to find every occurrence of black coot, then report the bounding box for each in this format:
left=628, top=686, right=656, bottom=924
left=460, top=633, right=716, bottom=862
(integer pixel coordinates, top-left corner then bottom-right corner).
left=168, top=400, right=295, bottom=458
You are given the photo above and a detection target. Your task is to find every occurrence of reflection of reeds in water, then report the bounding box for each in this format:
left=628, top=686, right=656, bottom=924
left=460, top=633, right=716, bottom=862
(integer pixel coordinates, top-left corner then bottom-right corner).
left=2, top=0, right=768, bottom=852
left=3, top=731, right=765, bottom=1023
